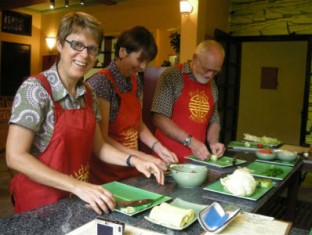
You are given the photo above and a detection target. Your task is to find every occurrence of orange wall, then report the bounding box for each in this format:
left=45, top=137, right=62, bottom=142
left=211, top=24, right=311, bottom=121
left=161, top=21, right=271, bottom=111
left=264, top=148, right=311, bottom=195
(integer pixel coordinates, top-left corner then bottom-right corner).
left=180, top=0, right=229, bottom=62
left=0, top=0, right=229, bottom=76
left=40, top=0, right=181, bottom=69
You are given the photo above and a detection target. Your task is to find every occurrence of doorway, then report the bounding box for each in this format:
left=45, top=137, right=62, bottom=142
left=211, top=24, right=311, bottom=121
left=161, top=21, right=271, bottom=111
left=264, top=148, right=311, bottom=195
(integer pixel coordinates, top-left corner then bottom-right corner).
left=216, top=31, right=312, bottom=146
left=237, top=40, right=307, bottom=145
left=0, top=41, right=31, bottom=96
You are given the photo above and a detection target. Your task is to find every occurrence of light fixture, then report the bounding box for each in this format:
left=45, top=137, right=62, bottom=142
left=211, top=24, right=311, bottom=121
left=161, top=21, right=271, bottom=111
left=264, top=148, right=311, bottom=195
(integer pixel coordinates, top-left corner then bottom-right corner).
left=46, top=37, right=56, bottom=53
left=80, top=0, right=85, bottom=5
left=50, top=0, right=55, bottom=9
left=180, top=0, right=193, bottom=15
left=65, top=0, right=69, bottom=7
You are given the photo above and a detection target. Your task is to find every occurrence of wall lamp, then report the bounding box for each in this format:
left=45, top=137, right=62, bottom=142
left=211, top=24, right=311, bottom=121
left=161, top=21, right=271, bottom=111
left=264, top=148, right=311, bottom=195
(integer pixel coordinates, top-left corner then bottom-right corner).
left=180, top=0, right=193, bottom=15
left=50, top=0, right=55, bottom=9
left=46, top=37, right=56, bottom=53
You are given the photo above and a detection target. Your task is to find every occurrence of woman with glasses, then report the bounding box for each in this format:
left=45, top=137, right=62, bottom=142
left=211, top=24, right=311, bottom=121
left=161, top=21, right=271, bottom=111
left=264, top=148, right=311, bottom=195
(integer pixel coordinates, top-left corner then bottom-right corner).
left=151, top=40, right=225, bottom=163
left=6, top=12, right=163, bottom=214
left=86, top=26, right=177, bottom=184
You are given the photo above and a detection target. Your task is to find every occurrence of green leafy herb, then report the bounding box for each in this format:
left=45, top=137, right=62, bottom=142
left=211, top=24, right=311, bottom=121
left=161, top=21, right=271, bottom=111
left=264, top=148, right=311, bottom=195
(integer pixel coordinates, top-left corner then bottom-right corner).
left=263, top=167, right=283, bottom=177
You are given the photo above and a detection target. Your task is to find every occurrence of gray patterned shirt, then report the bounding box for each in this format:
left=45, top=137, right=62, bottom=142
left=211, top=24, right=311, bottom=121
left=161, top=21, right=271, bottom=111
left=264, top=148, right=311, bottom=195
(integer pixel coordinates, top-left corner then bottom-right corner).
left=86, top=61, right=143, bottom=123
left=151, top=62, right=220, bottom=125
left=9, top=64, right=101, bottom=156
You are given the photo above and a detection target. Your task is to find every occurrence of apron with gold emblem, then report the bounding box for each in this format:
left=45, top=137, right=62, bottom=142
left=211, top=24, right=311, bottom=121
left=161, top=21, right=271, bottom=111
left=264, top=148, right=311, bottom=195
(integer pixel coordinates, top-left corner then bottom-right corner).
left=10, top=74, right=95, bottom=213
left=89, top=70, right=140, bottom=184
left=155, top=64, right=215, bottom=162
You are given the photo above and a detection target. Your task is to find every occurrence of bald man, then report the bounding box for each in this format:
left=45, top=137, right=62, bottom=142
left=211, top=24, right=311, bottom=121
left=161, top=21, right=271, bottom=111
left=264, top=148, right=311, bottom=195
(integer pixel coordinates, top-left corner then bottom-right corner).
left=151, top=40, right=225, bottom=162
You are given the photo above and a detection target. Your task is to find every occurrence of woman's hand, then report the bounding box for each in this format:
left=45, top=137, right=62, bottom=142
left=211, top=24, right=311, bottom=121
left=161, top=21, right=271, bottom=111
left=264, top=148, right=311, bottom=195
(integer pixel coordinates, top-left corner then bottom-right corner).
left=131, top=157, right=164, bottom=185
left=72, top=181, right=116, bottom=215
left=141, top=153, right=168, bottom=171
left=153, top=142, right=178, bottom=164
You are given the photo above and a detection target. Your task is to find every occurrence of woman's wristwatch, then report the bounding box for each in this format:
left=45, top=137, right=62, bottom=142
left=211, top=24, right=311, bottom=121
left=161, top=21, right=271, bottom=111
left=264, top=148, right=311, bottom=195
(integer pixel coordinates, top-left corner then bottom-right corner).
left=183, top=135, right=192, bottom=146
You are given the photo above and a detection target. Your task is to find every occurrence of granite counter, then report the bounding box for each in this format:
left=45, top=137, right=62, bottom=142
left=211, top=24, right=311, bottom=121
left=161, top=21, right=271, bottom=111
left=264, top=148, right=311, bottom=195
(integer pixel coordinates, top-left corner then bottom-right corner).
left=0, top=154, right=309, bottom=235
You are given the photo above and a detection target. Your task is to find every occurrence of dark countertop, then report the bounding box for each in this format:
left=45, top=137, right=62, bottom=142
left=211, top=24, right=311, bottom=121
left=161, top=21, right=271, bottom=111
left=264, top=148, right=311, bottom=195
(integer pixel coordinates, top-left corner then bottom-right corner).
left=0, top=151, right=310, bottom=235
left=0, top=174, right=238, bottom=235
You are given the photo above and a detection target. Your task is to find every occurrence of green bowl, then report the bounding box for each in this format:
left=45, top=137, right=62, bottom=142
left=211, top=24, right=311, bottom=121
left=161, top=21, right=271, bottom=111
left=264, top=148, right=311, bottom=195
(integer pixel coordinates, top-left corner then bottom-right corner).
left=276, top=150, right=297, bottom=162
left=255, top=150, right=277, bottom=161
left=170, top=164, right=208, bottom=188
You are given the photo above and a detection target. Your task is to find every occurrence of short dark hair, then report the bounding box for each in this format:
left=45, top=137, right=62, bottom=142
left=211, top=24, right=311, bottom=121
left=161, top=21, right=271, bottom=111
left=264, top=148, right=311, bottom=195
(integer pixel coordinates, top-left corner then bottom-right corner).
left=115, top=26, right=157, bottom=62
left=57, top=12, right=103, bottom=46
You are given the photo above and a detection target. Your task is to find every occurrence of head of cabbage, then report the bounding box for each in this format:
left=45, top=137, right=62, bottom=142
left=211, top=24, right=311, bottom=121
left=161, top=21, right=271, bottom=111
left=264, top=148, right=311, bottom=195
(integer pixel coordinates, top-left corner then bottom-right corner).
left=220, top=168, right=256, bottom=197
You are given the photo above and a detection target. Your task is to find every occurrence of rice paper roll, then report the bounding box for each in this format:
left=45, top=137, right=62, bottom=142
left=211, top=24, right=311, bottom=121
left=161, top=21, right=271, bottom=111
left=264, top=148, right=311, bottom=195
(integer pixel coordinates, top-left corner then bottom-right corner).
left=149, top=203, right=195, bottom=228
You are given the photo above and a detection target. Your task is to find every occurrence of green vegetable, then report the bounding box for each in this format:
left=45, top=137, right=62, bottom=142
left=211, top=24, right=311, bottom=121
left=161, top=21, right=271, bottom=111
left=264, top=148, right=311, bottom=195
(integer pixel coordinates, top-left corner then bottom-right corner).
left=259, top=179, right=273, bottom=188
left=211, top=154, right=218, bottom=161
left=220, top=168, right=257, bottom=197
left=120, top=206, right=136, bottom=214
left=263, top=167, right=283, bottom=177
left=244, top=142, right=251, bottom=147
left=244, top=133, right=281, bottom=145
left=218, top=159, right=230, bottom=166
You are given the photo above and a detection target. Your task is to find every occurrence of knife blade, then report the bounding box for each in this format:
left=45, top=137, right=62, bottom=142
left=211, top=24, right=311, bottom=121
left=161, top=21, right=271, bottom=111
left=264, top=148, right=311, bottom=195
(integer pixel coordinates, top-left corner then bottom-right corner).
left=116, top=199, right=154, bottom=208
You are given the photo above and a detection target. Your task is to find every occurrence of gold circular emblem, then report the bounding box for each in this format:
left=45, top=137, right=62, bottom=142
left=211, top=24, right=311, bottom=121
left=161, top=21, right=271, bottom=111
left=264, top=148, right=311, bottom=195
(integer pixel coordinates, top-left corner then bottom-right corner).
left=188, top=91, right=209, bottom=123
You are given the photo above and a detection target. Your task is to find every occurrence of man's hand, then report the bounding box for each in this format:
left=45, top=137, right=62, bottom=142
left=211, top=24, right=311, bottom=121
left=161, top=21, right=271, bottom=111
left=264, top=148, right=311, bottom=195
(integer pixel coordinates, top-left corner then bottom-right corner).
left=189, top=137, right=210, bottom=160
left=210, top=142, right=225, bottom=157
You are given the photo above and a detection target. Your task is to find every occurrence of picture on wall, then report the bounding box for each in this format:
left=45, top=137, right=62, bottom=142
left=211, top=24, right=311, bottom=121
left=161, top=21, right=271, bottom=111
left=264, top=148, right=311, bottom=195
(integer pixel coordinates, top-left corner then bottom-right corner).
left=2, top=11, right=32, bottom=36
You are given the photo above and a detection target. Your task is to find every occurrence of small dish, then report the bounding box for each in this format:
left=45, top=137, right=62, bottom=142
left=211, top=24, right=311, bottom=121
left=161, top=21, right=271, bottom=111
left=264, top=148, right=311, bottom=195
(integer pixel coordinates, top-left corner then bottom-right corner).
left=144, top=198, right=207, bottom=230
left=170, top=164, right=208, bottom=188
left=275, top=150, right=298, bottom=162
left=198, top=202, right=240, bottom=233
left=255, top=149, right=276, bottom=161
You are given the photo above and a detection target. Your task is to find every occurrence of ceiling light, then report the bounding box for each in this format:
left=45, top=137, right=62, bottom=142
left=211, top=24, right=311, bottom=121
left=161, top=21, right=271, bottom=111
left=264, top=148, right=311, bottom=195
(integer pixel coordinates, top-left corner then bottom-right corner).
left=180, top=0, right=193, bottom=15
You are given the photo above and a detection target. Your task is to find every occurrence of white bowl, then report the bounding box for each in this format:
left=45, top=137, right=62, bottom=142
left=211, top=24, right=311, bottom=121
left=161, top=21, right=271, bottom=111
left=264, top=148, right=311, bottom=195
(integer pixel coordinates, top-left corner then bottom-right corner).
left=255, top=150, right=277, bottom=161
left=276, top=150, right=297, bottom=162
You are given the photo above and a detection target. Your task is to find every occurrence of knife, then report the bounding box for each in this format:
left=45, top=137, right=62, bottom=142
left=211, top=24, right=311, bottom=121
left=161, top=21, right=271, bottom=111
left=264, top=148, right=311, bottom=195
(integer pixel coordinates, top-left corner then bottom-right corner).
left=116, top=199, right=154, bottom=208
left=232, top=156, right=237, bottom=167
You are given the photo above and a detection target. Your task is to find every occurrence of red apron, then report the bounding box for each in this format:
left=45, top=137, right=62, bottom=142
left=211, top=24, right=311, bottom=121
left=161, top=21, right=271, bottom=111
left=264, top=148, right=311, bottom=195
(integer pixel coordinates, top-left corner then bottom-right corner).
left=10, top=74, right=95, bottom=213
left=155, top=64, right=215, bottom=162
left=89, top=70, right=141, bottom=184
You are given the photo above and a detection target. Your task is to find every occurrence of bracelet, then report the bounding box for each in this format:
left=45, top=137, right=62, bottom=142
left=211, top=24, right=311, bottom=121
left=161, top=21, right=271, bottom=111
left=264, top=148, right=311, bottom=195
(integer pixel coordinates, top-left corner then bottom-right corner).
left=126, top=155, right=135, bottom=167
left=151, top=141, right=159, bottom=151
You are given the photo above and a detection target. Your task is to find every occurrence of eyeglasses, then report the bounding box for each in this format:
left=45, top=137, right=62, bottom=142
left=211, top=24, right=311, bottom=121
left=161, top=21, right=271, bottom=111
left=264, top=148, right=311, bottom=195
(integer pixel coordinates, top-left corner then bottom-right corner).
left=197, top=58, right=221, bottom=77
left=65, top=39, right=99, bottom=56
